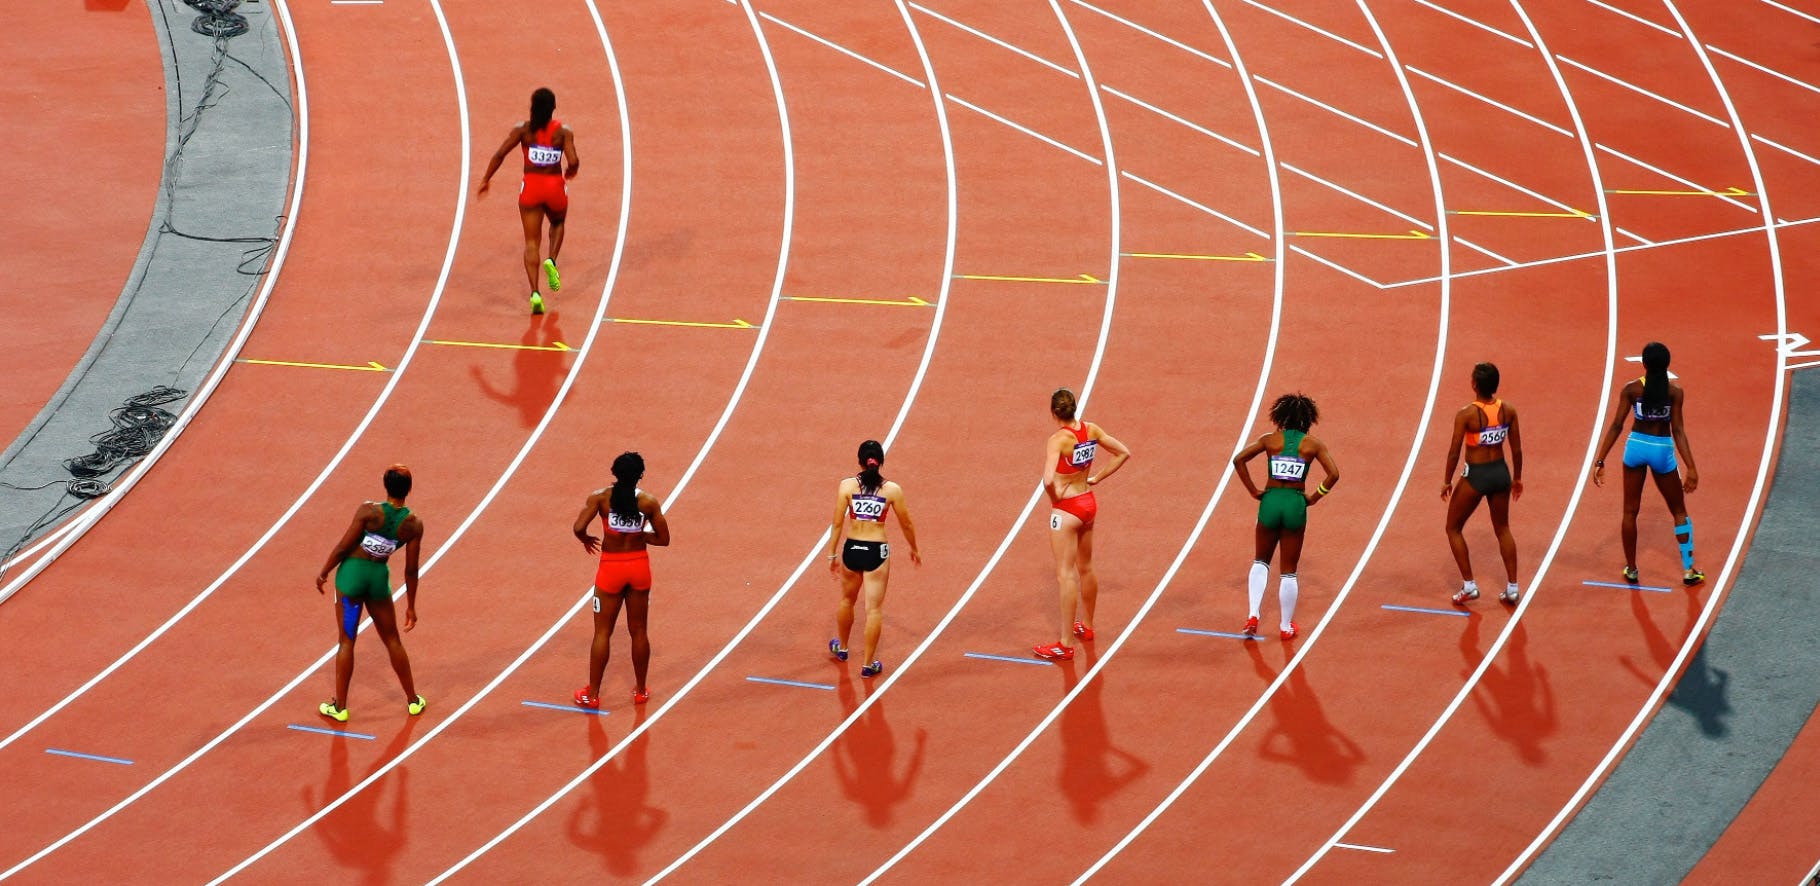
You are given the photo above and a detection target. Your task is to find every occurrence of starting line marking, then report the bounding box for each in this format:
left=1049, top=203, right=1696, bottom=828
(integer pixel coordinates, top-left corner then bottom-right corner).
left=1292, top=229, right=1433, bottom=240
left=603, top=317, right=757, bottom=329
left=44, top=748, right=134, bottom=766
left=744, top=676, right=837, bottom=692
left=1177, top=627, right=1260, bottom=641
left=1334, top=841, right=1396, bottom=854
left=287, top=724, right=376, bottom=741
left=1583, top=579, right=1673, bottom=594
left=1381, top=604, right=1471, bottom=618
left=964, top=652, right=1055, bottom=667
left=955, top=272, right=1104, bottom=284
left=1123, top=251, right=1270, bottom=262
left=786, top=295, right=932, bottom=307
left=521, top=700, right=609, bottom=716
left=236, top=358, right=388, bottom=372
left=1451, top=209, right=1595, bottom=219
left=423, top=339, right=572, bottom=352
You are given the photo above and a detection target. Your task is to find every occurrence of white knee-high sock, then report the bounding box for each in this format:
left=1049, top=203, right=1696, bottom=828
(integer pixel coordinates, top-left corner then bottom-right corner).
left=1248, top=560, right=1268, bottom=618
left=1279, top=573, right=1300, bottom=629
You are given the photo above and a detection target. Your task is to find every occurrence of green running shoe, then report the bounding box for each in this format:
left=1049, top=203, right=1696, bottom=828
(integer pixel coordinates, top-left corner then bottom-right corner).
left=407, top=694, right=427, bottom=716
left=529, top=292, right=545, bottom=315
left=319, top=701, right=349, bottom=723
left=542, top=257, right=562, bottom=292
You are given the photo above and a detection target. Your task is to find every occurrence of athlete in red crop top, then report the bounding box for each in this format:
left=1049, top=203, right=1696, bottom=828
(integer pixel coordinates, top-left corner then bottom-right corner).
left=478, top=87, right=580, bottom=315
left=571, top=452, right=669, bottom=708
left=1442, top=362, right=1524, bottom=605
left=1035, top=388, right=1130, bottom=661
left=826, top=440, right=919, bottom=678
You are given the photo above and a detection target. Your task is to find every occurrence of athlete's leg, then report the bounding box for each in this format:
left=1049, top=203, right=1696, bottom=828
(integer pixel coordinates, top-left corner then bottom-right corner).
left=1076, top=524, right=1098, bottom=631
left=366, top=594, right=418, bottom=703
left=1487, top=490, right=1519, bottom=584
left=1621, top=465, right=1647, bottom=571
left=835, top=564, right=862, bottom=651
left=859, top=560, right=891, bottom=665
left=519, top=206, right=545, bottom=293
left=1278, top=528, right=1304, bottom=631
left=588, top=589, right=627, bottom=697
left=1445, top=479, right=1484, bottom=582
left=1050, top=512, right=1084, bottom=644
left=624, top=588, right=651, bottom=694
left=1249, top=524, right=1279, bottom=622
left=546, top=207, right=567, bottom=263
left=330, top=596, right=359, bottom=707
left=1651, top=468, right=1697, bottom=572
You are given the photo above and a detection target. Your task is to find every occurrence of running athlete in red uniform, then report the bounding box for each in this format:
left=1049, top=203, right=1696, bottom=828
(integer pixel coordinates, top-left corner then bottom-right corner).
left=1591, top=341, right=1704, bottom=586
left=572, top=452, right=669, bottom=707
left=478, top=87, right=579, bottom=315
left=1443, top=362, right=1524, bottom=605
left=826, top=440, right=920, bottom=678
left=1035, top=388, right=1130, bottom=661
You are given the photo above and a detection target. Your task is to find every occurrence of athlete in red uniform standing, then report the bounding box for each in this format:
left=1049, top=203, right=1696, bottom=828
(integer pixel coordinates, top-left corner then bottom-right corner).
left=572, top=452, right=669, bottom=708
left=478, top=87, right=579, bottom=315
left=1035, top=388, right=1130, bottom=661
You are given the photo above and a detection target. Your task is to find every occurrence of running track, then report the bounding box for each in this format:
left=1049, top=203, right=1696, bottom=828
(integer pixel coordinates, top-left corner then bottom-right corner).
left=2, top=1, right=1817, bottom=883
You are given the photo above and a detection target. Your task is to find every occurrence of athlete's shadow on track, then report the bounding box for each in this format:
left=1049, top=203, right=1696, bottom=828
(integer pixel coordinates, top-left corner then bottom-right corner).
left=302, top=720, right=418, bottom=885
left=1459, top=616, right=1557, bottom=764
left=1247, top=642, right=1365, bottom=785
left=567, top=705, right=666, bottom=875
left=832, top=669, right=926, bottom=828
left=1621, top=587, right=1731, bottom=737
left=1055, top=645, right=1149, bottom=824
left=471, top=313, right=569, bottom=429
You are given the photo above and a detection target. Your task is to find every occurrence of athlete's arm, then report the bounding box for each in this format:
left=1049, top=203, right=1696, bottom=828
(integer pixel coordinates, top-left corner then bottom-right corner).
left=1670, top=386, right=1698, bottom=493
left=828, top=481, right=852, bottom=575
left=1042, top=433, right=1066, bottom=503
left=476, top=125, right=525, bottom=195
left=315, top=504, right=371, bottom=594
left=1086, top=425, right=1130, bottom=486
left=573, top=491, right=604, bottom=554
left=1441, top=408, right=1468, bottom=501
left=1232, top=437, right=1267, bottom=501
left=561, top=126, right=580, bottom=179
left=888, top=482, right=921, bottom=565
left=642, top=494, right=671, bottom=546
left=1307, top=437, right=1340, bottom=505
left=400, top=517, right=422, bottom=631
left=1506, top=405, right=1524, bottom=500
left=1590, top=385, right=1635, bottom=489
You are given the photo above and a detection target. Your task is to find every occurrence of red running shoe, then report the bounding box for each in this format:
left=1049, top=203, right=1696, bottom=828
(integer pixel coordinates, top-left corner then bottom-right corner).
left=1072, top=621, right=1094, bottom=642
left=573, top=687, right=599, bottom=709
left=1279, top=622, right=1299, bottom=641
left=1243, top=616, right=1260, bottom=637
left=632, top=688, right=651, bottom=705
left=1033, top=643, right=1075, bottom=661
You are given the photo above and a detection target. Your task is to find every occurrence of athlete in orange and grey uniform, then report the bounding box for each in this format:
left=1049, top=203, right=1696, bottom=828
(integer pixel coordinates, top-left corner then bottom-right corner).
left=1443, top=362, right=1523, bottom=605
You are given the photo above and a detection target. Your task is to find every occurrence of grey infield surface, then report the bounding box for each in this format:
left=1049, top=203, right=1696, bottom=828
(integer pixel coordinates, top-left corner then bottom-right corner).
left=0, top=0, right=292, bottom=565
left=1522, top=368, right=1820, bottom=884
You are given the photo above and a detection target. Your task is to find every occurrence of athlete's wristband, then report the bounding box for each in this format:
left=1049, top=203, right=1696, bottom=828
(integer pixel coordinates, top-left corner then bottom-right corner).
left=1595, top=460, right=1604, bottom=468
left=1316, top=482, right=1330, bottom=496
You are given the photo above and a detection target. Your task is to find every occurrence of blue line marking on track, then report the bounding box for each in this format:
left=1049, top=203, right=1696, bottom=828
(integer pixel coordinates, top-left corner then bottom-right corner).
left=744, top=676, right=837, bottom=691
left=1583, top=579, right=1672, bottom=593
left=521, top=700, right=611, bottom=715
left=45, top=748, right=134, bottom=765
left=1177, top=627, right=1261, bottom=641
left=964, top=652, right=1055, bottom=666
left=287, top=723, right=377, bottom=741
left=1381, top=604, right=1472, bottom=618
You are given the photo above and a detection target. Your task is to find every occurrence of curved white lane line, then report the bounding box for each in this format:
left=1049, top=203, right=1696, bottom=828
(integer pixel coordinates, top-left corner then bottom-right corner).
left=1288, top=1, right=1621, bottom=876
left=1493, top=3, right=1786, bottom=880
left=865, top=0, right=1291, bottom=877
left=1075, top=0, right=1458, bottom=877
left=0, top=0, right=313, bottom=600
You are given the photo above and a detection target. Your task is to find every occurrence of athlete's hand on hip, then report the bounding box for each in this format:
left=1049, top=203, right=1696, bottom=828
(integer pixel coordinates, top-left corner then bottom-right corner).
left=403, top=605, right=417, bottom=631
left=315, top=574, right=327, bottom=595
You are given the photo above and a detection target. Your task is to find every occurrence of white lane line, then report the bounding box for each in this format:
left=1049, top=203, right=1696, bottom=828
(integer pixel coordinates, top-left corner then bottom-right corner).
left=1595, top=141, right=1757, bottom=212
left=1101, top=85, right=1259, bottom=156
left=1410, top=0, right=1531, bottom=47
left=1455, top=236, right=1518, bottom=265
left=1759, top=0, right=1820, bottom=25
left=945, top=94, right=1101, bottom=164
left=1255, top=74, right=1417, bottom=147
left=1751, top=131, right=1820, bottom=168
left=908, top=1, right=1078, bottom=78
left=1556, top=55, right=1728, bottom=127
left=1282, top=162, right=1434, bottom=231
left=649, top=3, right=1127, bottom=878
left=329, top=1, right=382, bottom=5
left=0, top=520, right=80, bottom=585
left=758, top=12, right=924, bottom=88
left=1289, top=245, right=1391, bottom=289
left=1581, top=0, right=1681, bottom=38
left=1438, top=152, right=1599, bottom=222
left=1237, top=0, right=1382, bottom=58
left=1335, top=842, right=1396, bottom=854
left=1065, top=0, right=1232, bottom=69
left=1614, top=226, right=1653, bottom=245
left=1406, top=65, right=1573, bottom=138
left=1706, top=44, right=1820, bottom=97
left=1290, top=0, right=1619, bottom=873
left=1121, top=171, right=1270, bottom=239
left=1495, top=5, right=1788, bottom=880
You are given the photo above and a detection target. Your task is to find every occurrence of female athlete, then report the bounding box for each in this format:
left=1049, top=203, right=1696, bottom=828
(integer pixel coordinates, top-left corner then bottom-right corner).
left=1443, top=362, right=1524, bottom=605
left=1035, top=388, right=1130, bottom=661
left=573, top=452, right=670, bottom=707
left=314, top=465, right=426, bottom=722
left=826, top=440, right=920, bottom=678
left=478, top=87, right=579, bottom=315
left=1591, top=341, right=1704, bottom=585
left=1231, top=393, right=1340, bottom=640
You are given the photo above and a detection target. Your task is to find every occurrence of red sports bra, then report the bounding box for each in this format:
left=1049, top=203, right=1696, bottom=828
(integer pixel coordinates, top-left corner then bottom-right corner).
left=1055, top=422, right=1097, bottom=475
left=523, top=120, right=563, bottom=172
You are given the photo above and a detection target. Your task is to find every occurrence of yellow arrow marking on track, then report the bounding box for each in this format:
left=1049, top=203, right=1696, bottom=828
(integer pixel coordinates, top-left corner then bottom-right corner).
left=786, top=295, right=932, bottom=307
left=422, top=339, right=572, bottom=352
left=1122, top=251, right=1270, bottom=262
left=1606, top=186, right=1752, bottom=197
left=237, top=358, right=389, bottom=372
left=1450, top=209, right=1595, bottom=219
left=604, top=317, right=757, bottom=329
left=1291, top=230, right=1433, bottom=240
left=956, top=273, right=1104, bottom=284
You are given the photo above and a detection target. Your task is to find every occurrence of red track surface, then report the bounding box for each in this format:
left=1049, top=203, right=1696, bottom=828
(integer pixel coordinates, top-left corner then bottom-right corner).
left=4, top=0, right=1817, bottom=883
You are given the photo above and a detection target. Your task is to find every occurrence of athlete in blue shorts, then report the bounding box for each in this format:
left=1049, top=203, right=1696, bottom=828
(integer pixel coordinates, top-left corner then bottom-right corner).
left=1592, top=342, right=1704, bottom=586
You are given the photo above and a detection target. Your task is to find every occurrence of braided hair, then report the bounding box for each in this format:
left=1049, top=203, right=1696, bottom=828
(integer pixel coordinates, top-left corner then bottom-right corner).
left=609, top=451, right=644, bottom=523
left=1640, top=342, right=1671, bottom=414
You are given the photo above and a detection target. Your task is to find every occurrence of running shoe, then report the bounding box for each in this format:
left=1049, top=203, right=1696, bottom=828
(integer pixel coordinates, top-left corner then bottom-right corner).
left=1242, top=616, right=1260, bottom=637
left=1033, top=643, right=1075, bottom=661
left=543, top=257, right=562, bottom=292
left=407, top=694, right=428, bottom=716
left=319, top=701, right=349, bottom=723
left=1621, top=565, right=1640, bottom=584
left=1683, top=568, right=1706, bottom=586
left=573, top=687, right=600, bottom=709
left=861, top=660, right=884, bottom=678
left=529, top=292, right=545, bottom=315
left=1280, top=622, right=1299, bottom=641
left=1499, top=587, right=1521, bottom=605
left=828, top=639, right=848, bottom=662
left=632, top=688, right=651, bottom=705
left=1451, top=587, right=1480, bottom=605
left=1072, top=621, right=1094, bottom=642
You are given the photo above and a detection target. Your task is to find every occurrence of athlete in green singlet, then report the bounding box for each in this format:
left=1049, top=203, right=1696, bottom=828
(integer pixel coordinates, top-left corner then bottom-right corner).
left=313, top=464, right=426, bottom=722
left=1231, top=393, right=1339, bottom=641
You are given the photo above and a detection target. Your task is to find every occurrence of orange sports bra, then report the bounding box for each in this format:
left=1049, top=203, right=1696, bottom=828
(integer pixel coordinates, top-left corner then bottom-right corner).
left=1466, top=399, right=1508, bottom=448
left=1054, top=422, right=1097, bottom=475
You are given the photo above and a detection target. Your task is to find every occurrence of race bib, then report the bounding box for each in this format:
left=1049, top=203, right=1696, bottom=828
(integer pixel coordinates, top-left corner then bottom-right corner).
left=1268, top=455, right=1308, bottom=481
left=851, top=494, right=888, bottom=521
left=527, top=144, right=562, bottom=166
left=359, top=532, right=399, bottom=559
left=1070, top=440, right=1098, bottom=467
left=1050, top=513, right=1063, bottom=531
left=879, top=543, right=891, bottom=561
left=606, top=510, right=645, bottom=533
left=1478, top=425, right=1508, bottom=446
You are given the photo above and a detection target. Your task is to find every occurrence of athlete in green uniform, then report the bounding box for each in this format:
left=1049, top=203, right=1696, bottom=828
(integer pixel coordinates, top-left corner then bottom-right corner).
left=314, top=465, right=426, bottom=722
left=1232, top=393, right=1339, bottom=640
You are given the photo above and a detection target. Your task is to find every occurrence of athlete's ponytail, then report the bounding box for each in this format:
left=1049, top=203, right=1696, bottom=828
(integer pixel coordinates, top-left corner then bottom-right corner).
left=1640, top=341, right=1671, bottom=414
left=856, top=440, right=885, bottom=495
left=609, top=451, right=644, bottom=523
left=528, top=87, right=556, bottom=137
